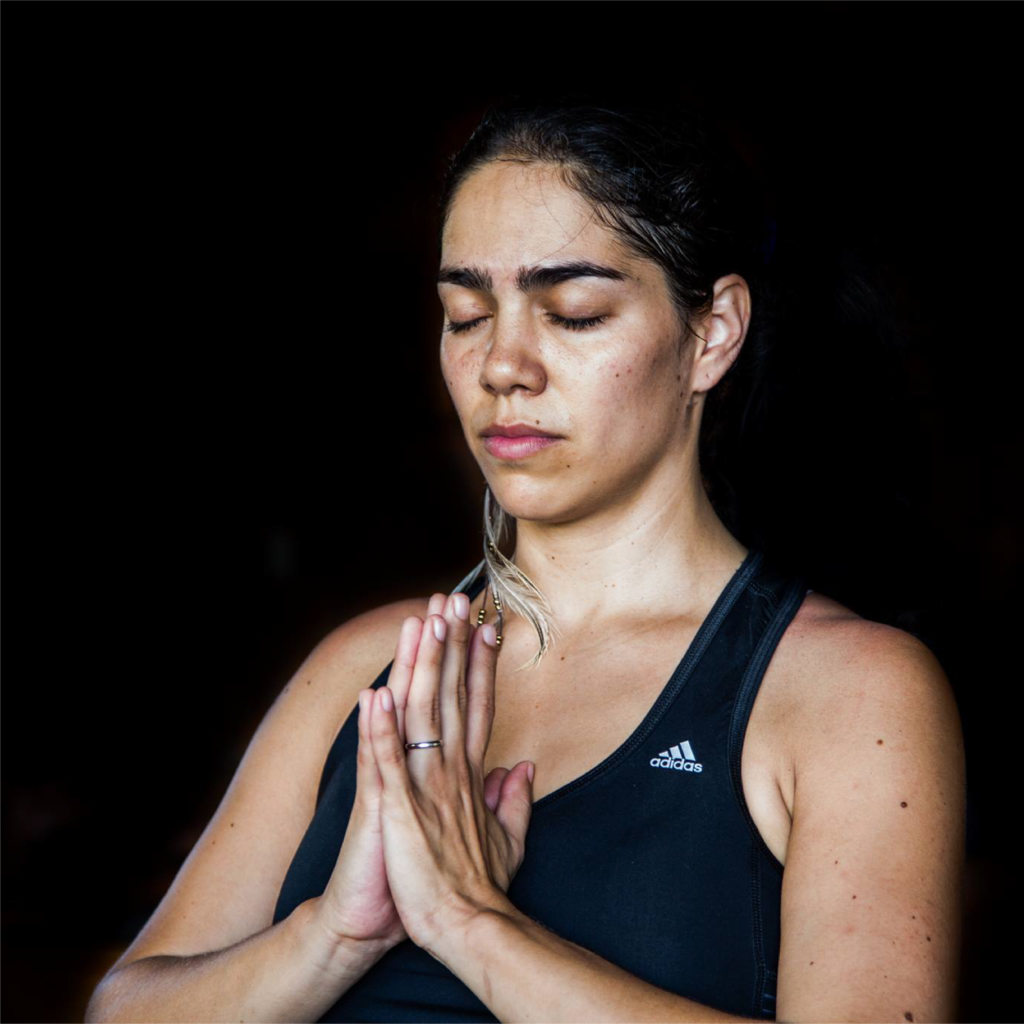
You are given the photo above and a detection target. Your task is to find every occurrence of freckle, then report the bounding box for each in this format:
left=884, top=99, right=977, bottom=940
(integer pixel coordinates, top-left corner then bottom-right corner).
left=926, top=936, right=931, bottom=941
left=809, top=961, right=814, bottom=966
left=905, top=1013, right=914, bottom=1021
left=877, top=739, right=883, bottom=745
left=852, top=894, right=856, bottom=899
left=901, top=801, right=908, bottom=808
left=835, top=860, right=838, bottom=864
left=230, top=822, right=234, bottom=827
left=912, top=915, right=916, bottom=919
left=560, top=656, right=565, bottom=660
left=307, top=679, right=311, bottom=685
left=615, top=373, right=620, bottom=377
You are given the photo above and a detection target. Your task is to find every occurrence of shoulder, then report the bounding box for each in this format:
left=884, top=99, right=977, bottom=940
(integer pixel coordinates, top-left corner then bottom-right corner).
left=291, top=594, right=435, bottom=744
left=312, top=594, right=435, bottom=679
left=768, top=590, right=964, bottom=820
left=782, top=591, right=960, bottom=747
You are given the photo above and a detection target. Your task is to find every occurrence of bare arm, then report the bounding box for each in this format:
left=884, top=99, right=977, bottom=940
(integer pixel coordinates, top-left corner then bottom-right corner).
left=85, top=596, right=431, bottom=1024
left=436, top=903, right=762, bottom=1023
left=84, top=897, right=388, bottom=1024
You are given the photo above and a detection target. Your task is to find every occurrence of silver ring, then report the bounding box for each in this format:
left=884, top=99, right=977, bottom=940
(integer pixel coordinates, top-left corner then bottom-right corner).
left=405, top=739, right=443, bottom=750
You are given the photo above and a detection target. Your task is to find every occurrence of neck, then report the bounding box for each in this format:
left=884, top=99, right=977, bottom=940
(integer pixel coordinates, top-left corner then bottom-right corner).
left=499, top=460, right=748, bottom=636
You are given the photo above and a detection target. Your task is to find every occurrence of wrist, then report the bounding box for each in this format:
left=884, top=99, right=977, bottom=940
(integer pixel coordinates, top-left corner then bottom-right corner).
left=295, top=898, right=397, bottom=980
left=426, top=889, right=523, bottom=966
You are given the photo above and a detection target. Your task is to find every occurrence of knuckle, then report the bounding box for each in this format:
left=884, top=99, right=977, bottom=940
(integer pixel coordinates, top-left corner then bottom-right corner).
left=378, top=743, right=406, bottom=767
left=473, top=692, right=497, bottom=719
left=452, top=757, right=473, bottom=791
left=415, top=691, right=441, bottom=726
left=448, top=625, right=470, bottom=649
left=394, top=647, right=417, bottom=671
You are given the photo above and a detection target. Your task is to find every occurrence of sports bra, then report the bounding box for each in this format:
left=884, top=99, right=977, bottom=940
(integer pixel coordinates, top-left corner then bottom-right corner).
left=273, top=547, right=809, bottom=1021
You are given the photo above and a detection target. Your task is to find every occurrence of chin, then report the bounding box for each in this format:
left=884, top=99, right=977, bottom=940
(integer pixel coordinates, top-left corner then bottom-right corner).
left=485, top=477, right=585, bottom=525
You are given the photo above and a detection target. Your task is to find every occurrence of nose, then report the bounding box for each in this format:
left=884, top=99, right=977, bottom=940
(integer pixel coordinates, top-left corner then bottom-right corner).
left=478, top=311, right=548, bottom=397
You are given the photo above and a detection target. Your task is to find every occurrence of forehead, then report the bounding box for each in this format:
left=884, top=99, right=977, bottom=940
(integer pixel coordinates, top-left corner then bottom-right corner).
left=441, top=160, right=634, bottom=274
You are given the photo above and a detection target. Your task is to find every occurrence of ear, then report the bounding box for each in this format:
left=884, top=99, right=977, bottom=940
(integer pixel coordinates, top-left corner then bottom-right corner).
left=690, top=273, right=751, bottom=394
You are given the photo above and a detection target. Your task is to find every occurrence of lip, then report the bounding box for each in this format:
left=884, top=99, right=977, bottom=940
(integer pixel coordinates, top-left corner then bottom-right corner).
left=483, top=435, right=562, bottom=460
left=481, top=422, right=561, bottom=438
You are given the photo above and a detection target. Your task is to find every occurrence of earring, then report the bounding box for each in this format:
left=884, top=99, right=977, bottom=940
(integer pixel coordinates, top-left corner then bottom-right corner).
left=476, top=540, right=504, bottom=647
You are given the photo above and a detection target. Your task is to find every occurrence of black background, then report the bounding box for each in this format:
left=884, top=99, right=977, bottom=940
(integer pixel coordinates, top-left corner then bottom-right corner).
left=3, top=7, right=1020, bottom=1023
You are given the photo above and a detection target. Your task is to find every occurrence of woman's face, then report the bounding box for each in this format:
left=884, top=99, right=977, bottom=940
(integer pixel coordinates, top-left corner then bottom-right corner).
left=438, top=159, right=705, bottom=525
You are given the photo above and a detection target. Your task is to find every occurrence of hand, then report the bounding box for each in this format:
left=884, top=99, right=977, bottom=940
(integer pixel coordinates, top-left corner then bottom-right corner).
left=313, top=593, right=523, bottom=954
left=366, top=591, right=535, bottom=957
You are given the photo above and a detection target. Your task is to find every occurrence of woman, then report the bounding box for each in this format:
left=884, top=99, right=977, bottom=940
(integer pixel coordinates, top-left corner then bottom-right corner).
left=86, top=96, right=966, bottom=1023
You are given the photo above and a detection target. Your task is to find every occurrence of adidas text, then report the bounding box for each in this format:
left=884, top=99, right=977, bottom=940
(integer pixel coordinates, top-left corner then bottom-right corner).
left=651, top=740, right=703, bottom=773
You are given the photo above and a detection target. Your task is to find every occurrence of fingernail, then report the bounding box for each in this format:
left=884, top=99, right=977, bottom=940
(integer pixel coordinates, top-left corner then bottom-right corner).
left=453, top=593, right=469, bottom=620
left=380, top=687, right=392, bottom=712
left=432, top=615, right=447, bottom=641
left=527, top=761, right=535, bottom=783
left=481, top=623, right=497, bottom=648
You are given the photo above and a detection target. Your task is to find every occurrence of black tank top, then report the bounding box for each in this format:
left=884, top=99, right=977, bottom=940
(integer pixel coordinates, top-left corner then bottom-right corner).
left=273, top=547, right=809, bottom=1022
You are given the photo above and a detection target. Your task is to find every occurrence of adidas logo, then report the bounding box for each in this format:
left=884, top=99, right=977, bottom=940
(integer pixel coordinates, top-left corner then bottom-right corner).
left=650, top=740, right=703, bottom=773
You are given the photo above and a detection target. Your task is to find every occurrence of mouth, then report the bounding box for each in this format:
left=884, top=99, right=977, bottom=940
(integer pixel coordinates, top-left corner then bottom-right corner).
left=482, top=434, right=563, bottom=460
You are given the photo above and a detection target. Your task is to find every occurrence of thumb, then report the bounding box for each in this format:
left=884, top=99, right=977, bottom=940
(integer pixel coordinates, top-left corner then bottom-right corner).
left=494, top=761, right=534, bottom=844
left=483, top=765, right=510, bottom=813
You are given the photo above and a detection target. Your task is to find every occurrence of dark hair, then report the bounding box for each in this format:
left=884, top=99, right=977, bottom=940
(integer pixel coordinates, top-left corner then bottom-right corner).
left=435, top=90, right=775, bottom=534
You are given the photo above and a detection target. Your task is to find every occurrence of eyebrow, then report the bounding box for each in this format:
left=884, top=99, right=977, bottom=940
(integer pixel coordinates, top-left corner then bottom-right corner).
left=436, top=259, right=631, bottom=293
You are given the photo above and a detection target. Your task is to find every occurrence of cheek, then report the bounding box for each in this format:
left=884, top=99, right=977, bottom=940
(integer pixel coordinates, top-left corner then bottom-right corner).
left=593, top=348, right=678, bottom=447
left=440, top=343, right=476, bottom=397
left=600, top=349, right=663, bottom=414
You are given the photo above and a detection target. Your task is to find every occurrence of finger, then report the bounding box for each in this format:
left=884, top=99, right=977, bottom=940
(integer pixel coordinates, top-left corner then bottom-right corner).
left=354, top=690, right=382, bottom=802
left=368, top=684, right=414, bottom=808
left=402, top=593, right=446, bottom=744
left=403, top=608, right=448, bottom=790
left=438, top=592, right=472, bottom=763
left=465, top=621, right=500, bottom=772
left=386, top=616, right=425, bottom=746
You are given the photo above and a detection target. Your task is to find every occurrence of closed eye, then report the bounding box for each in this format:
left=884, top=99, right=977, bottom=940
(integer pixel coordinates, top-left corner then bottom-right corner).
left=444, top=313, right=609, bottom=335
